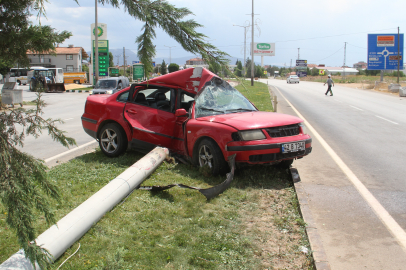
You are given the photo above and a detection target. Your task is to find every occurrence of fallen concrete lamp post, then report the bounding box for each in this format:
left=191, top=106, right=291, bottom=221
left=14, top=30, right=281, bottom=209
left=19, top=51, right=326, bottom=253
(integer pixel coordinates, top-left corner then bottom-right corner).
left=0, top=147, right=170, bottom=270
left=1, top=148, right=236, bottom=269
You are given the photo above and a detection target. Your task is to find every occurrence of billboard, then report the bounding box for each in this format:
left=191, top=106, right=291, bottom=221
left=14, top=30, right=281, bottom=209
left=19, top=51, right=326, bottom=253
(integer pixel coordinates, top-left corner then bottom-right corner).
left=367, top=34, right=404, bottom=70
left=252, top=43, right=275, bottom=56
left=133, top=64, right=144, bottom=80
left=91, top=23, right=107, bottom=40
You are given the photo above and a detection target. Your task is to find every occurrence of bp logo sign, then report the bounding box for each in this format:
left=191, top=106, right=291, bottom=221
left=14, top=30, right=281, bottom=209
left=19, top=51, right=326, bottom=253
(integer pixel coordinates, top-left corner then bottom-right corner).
left=93, top=26, right=104, bottom=37
left=253, top=42, right=275, bottom=56
left=257, top=43, right=271, bottom=50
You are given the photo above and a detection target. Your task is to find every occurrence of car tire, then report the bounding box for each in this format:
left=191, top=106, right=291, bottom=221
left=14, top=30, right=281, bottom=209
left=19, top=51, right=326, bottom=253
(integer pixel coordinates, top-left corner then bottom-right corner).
left=196, top=139, right=228, bottom=176
left=275, top=159, right=294, bottom=169
left=17, top=80, right=21, bottom=85
left=98, top=123, right=127, bottom=157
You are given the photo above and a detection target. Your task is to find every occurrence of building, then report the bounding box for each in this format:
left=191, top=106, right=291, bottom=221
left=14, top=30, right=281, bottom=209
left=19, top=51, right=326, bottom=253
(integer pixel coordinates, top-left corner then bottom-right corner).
left=186, top=57, right=206, bottom=66
left=353, top=61, right=367, bottom=69
left=322, top=66, right=359, bottom=75
left=27, top=45, right=89, bottom=72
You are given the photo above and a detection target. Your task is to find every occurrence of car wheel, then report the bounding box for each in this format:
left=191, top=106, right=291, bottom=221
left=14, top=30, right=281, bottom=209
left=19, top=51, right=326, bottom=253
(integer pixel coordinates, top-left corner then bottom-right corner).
left=275, top=159, right=294, bottom=169
left=196, top=139, right=227, bottom=176
left=99, top=123, right=127, bottom=157
left=17, top=80, right=21, bottom=85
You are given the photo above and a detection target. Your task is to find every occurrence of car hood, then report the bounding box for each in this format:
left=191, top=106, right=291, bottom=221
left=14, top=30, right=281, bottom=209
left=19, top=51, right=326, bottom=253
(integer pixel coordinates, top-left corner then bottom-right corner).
left=197, top=111, right=302, bottom=130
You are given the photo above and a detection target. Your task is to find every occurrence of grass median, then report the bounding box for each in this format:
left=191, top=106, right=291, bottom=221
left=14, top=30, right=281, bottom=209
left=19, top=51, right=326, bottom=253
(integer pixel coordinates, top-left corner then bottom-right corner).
left=0, top=81, right=313, bottom=269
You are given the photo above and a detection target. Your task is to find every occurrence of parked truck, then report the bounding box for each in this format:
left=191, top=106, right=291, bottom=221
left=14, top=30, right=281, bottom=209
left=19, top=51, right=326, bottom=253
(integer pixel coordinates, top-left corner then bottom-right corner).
left=28, top=67, right=65, bottom=92
left=64, top=72, right=87, bottom=84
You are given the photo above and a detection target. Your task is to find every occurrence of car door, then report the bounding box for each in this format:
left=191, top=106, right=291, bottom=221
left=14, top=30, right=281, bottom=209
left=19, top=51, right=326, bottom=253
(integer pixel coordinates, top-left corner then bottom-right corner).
left=123, top=86, right=178, bottom=151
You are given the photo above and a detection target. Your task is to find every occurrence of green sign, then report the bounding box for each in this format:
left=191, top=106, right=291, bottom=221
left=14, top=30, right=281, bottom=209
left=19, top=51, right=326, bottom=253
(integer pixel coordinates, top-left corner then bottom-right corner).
left=92, top=40, right=109, bottom=77
left=133, top=64, right=144, bottom=80
left=257, top=43, right=271, bottom=50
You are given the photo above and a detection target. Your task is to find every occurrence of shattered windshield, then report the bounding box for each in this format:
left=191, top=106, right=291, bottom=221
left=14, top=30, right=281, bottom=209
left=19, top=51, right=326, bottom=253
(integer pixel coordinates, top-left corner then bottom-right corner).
left=95, top=80, right=117, bottom=89
left=195, top=78, right=257, bottom=118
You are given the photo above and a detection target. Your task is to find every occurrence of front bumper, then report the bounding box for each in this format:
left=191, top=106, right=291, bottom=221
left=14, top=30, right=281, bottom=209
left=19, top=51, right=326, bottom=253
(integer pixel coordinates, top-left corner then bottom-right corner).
left=226, top=137, right=312, bottom=164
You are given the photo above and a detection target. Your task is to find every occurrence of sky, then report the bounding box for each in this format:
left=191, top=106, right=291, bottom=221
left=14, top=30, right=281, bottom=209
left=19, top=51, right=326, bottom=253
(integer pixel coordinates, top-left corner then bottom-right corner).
left=31, top=0, right=405, bottom=67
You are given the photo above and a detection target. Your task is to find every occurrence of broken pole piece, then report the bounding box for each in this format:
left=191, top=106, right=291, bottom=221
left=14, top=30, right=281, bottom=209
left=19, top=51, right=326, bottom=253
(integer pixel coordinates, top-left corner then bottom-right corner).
left=0, top=147, right=169, bottom=270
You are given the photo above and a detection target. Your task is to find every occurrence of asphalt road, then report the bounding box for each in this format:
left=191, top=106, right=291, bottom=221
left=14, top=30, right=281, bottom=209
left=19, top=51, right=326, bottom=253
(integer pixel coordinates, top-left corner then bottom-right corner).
left=2, top=84, right=98, bottom=162
left=263, top=78, right=406, bottom=269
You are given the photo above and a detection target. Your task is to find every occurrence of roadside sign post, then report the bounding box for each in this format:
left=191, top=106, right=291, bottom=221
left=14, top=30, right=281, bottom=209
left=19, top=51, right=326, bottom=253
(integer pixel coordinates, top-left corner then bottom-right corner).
left=367, top=33, right=404, bottom=71
left=133, top=64, right=145, bottom=81
left=296, top=60, right=307, bottom=77
left=92, top=40, right=109, bottom=78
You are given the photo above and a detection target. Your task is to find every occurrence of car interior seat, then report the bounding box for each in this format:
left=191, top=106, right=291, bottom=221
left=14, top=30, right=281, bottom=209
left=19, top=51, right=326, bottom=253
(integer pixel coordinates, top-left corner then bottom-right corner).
left=135, top=93, right=149, bottom=106
left=155, top=92, right=170, bottom=110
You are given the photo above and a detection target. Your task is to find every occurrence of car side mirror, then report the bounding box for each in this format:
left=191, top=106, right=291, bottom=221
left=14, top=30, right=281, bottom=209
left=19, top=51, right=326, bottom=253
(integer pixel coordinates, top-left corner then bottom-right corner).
left=175, top=108, right=189, bottom=117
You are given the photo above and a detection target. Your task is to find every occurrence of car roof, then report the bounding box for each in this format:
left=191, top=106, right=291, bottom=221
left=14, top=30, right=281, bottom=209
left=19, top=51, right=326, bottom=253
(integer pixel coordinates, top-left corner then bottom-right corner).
left=142, top=67, right=218, bottom=94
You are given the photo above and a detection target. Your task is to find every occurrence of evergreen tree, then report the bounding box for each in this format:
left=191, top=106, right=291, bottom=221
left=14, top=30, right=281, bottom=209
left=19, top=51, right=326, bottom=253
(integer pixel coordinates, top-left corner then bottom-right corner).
left=109, top=52, right=115, bottom=67
left=161, top=60, right=168, bottom=75
left=235, top=61, right=243, bottom=77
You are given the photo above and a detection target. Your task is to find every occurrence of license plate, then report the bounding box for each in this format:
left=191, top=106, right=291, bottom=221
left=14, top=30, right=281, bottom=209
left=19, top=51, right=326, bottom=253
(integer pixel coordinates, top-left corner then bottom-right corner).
left=281, top=141, right=305, bottom=153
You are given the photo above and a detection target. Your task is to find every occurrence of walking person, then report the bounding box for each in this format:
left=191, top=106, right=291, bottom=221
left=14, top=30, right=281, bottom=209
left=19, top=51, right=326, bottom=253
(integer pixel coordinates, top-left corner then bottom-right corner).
left=324, top=75, right=334, bottom=96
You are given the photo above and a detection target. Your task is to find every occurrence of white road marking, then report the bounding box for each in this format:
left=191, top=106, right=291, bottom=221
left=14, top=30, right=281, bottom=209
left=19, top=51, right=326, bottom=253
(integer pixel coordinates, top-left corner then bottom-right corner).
left=44, top=141, right=98, bottom=163
left=350, top=105, right=363, bottom=111
left=63, top=118, right=74, bottom=121
left=274, top=86, right=406, bottom=253
left=375, top=115, right=399, bottom=125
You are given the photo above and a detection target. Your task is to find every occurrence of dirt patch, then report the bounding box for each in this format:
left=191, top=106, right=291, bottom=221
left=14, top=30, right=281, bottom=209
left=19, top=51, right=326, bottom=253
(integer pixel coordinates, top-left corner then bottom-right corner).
left=242, top=189, right=313, bottom=269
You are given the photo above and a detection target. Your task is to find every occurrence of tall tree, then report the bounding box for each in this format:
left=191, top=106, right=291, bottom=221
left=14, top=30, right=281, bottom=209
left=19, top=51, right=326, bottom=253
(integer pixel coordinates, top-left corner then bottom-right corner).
left=109, top=52, right=115, bottom=67
left=1, top=1, right=74, bottom=268
left=0, top=0, right=71, bottom=75
left=235, top=60, right=242, bottom=77
left=160, top=60, right=167, bottom=75
left=168, top=63, right=179, bottom=73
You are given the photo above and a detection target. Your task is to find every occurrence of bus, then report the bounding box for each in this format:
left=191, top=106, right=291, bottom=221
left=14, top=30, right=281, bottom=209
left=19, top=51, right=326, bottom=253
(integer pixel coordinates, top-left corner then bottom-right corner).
left=9, top=67, right=64, bottom=85
left=9, top=68, right=29, bottom=85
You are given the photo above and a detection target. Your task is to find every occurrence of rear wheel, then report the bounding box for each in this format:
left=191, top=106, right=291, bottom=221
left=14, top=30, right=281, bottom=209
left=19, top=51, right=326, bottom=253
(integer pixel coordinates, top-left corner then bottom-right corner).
left=99, top=123, right=127, bottom=157
left=196, top=139, right=228, bottom=176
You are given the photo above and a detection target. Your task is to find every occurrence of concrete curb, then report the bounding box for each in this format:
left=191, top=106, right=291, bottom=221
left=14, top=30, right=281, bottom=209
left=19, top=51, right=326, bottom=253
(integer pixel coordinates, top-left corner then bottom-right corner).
left=290, top=167, right=331, bottom=270
left=65, top=89, right=90, bottom=93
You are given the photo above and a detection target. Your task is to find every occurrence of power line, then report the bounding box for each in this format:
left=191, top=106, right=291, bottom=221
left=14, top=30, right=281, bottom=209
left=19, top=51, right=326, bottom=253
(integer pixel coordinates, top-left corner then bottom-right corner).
left=273, top=28, right=397, bottom=43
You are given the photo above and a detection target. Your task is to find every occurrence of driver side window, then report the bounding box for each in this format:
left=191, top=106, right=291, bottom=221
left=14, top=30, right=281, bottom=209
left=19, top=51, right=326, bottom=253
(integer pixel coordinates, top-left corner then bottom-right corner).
left=134, top=88, right=175, bottom=112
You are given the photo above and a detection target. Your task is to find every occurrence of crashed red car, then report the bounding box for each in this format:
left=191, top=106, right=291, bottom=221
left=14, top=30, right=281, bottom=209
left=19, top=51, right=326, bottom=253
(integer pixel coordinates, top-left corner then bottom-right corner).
left=81, top=67, right=312, bottom=175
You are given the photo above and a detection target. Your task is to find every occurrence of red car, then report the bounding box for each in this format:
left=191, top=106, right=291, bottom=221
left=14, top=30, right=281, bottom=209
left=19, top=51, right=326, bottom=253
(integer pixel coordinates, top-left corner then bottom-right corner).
left=81, top=67, right=311, bottom=175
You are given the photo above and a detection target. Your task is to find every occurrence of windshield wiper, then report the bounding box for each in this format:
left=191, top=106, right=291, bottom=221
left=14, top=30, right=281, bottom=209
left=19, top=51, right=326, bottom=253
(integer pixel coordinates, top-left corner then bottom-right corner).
left=199, top=107, right=224, bottom=113
left=225, top=108, right=257, bottom=112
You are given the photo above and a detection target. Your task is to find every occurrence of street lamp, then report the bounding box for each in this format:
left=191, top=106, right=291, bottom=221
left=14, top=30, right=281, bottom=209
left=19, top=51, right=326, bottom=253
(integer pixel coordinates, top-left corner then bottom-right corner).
left=233, top=23, right=250, bottom=77
left=164, top=45, right=176, bottom=64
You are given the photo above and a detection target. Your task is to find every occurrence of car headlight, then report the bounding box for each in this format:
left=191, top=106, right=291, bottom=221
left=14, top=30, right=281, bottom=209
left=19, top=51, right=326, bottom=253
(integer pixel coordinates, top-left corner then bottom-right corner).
left=106, top=90, right=113, bottom=94
left=299, top=122, right=307, bottom=134
left=238, top=130, right=266, bottom=141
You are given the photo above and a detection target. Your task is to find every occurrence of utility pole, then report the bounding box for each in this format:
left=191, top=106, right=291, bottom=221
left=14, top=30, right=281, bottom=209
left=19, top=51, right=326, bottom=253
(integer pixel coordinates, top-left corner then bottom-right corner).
left=251, top=0, right=254, bottom=86
left=298, top=48, right=300, bottom=60
left=397, top=26, right=400, bottom=84
left=115, top=55, right=121, bottom=66
left=123, top=47, right=126, bottom=76
left=94, top=0, right=98, bottom=84
left=164, top=45, right=176, bottom=64
left=343, top=42, right=347, bottom=80
left=233, top=23, right=250, bottom=78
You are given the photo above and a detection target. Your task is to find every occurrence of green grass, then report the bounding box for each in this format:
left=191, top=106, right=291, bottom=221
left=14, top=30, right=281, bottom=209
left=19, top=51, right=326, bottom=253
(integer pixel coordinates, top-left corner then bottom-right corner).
left=0, top=81, right=313, bottom=269
left=235, top=81, right=274, bottom=112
